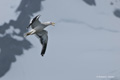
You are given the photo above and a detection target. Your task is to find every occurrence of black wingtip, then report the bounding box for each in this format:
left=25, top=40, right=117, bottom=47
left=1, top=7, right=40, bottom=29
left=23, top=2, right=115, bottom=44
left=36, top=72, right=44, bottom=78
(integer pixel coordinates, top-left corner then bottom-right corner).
left=41, top=54, right=44, bottom=57
left=26, top=24, right=31, bottom=29
left=40, top=43, right=47, bottom=57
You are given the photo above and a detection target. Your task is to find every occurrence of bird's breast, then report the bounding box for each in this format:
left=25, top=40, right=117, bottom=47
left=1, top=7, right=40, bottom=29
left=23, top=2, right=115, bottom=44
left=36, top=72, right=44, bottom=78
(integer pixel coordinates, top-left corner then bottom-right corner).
left=34, top=26, right=44, bottom=32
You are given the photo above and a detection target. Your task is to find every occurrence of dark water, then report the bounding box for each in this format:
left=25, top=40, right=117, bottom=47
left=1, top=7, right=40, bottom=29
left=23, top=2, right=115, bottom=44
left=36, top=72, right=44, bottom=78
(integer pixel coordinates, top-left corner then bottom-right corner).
left=0, top=0, right=44, bottom=77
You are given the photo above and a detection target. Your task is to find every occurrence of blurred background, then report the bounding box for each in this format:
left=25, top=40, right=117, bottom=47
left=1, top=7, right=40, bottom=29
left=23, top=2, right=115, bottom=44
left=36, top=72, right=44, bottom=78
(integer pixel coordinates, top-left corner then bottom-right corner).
left=0, top=0, right=120, bottom=80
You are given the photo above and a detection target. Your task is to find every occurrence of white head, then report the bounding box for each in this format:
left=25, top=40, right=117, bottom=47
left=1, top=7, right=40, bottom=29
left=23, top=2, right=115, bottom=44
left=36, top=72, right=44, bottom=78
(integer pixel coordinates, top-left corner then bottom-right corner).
left=43, top=21, right=55, bottom=26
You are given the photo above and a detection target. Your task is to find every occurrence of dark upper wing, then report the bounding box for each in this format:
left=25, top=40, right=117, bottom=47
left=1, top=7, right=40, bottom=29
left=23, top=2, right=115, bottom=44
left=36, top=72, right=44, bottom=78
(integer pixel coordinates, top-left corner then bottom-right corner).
left=36, top=30, right=48, bottom=56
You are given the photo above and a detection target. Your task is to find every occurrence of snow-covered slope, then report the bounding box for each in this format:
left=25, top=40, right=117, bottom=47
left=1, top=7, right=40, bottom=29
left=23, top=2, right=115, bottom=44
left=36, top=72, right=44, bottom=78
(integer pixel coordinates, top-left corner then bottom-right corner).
left=0, top=0, right=120, bottom=80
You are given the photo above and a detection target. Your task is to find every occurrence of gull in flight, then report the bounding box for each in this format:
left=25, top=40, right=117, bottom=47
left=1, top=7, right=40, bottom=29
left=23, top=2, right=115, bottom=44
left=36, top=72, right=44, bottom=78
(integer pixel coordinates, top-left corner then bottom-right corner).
left=25, top=15, right=55, bottom=56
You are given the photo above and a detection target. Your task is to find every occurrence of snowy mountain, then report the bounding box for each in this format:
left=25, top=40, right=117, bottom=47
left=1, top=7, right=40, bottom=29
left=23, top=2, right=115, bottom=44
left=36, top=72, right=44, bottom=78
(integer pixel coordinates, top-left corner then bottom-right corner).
left=0, top=0, right=120, bottom=80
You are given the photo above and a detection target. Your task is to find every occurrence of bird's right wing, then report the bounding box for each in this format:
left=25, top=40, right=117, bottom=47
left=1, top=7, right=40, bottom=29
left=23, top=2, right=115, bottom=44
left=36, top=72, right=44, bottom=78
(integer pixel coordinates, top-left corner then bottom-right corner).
left=36, top=30, right=48, bottom=56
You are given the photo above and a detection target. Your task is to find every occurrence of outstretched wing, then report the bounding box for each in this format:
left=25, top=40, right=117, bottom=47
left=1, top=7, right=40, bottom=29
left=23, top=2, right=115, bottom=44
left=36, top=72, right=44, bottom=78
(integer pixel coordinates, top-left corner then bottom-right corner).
left=36, top=30, right=48, bottom=56
left=27, top=14, right=41, bottom=29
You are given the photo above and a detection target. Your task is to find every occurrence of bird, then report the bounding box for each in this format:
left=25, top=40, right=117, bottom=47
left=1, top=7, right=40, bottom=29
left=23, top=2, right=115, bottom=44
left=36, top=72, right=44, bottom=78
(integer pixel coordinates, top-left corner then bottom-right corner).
left=24, top=15, right=55, bottom=56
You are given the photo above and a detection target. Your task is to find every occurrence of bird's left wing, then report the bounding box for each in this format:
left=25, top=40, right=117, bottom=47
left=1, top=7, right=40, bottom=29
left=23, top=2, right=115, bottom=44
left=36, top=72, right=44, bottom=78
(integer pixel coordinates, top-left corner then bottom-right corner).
left=27, top=14, right=41, bottom=29
left=36, top=30, right=48, bottom=56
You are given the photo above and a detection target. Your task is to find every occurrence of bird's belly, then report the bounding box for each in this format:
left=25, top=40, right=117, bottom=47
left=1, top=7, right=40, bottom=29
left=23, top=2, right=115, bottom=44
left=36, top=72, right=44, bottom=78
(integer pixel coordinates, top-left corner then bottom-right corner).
left=34, top=26, right=44, bottom=32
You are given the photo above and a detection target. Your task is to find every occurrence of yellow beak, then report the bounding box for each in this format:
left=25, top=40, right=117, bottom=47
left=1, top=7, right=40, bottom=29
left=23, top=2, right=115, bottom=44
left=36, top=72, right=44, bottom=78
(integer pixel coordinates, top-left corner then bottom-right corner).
left=51, top=22, right=55, bottom=26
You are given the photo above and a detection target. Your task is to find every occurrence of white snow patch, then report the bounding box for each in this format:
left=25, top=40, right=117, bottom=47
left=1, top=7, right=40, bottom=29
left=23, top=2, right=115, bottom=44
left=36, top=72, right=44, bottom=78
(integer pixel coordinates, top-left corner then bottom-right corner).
left=12, top=35, right=23, bottom=41
left=0, top=0, right=21, bottom=25
left=14, top=28, right=20, bottom=34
